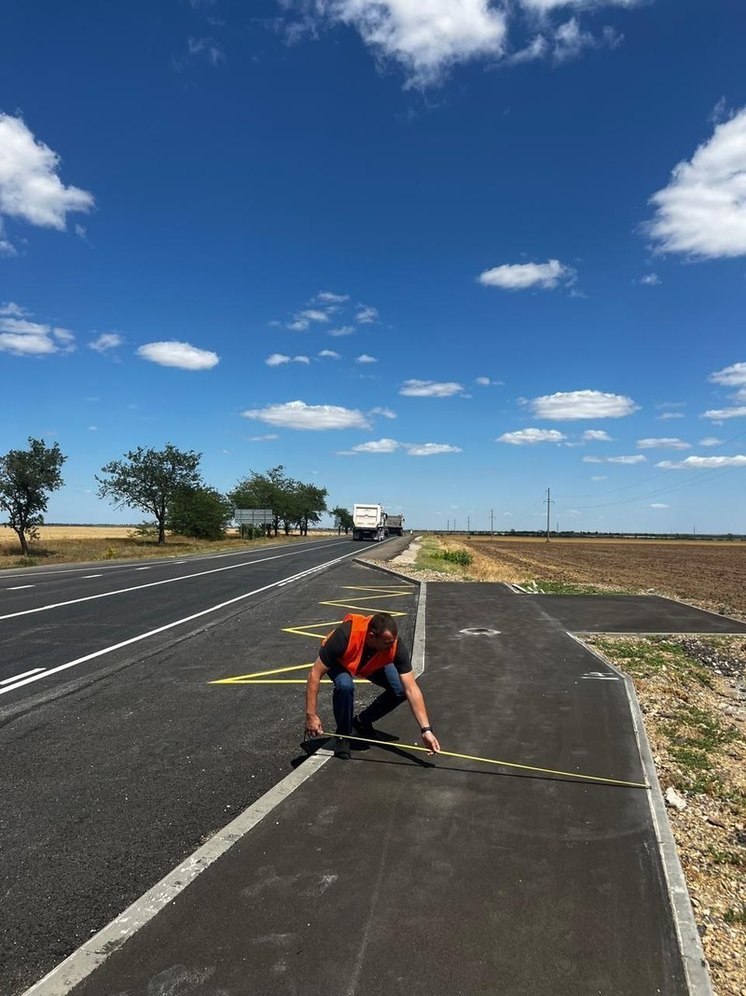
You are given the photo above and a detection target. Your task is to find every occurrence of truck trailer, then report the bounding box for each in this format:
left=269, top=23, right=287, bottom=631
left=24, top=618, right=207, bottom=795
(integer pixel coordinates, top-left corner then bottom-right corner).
left=352, top=503, right=387, bottom=542
left=385, top=514, right=405, bottom=537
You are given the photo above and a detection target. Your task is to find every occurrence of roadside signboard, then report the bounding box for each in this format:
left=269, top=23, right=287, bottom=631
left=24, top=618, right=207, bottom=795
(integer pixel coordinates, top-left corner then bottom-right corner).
left=234, top=508, right=273, bottom=526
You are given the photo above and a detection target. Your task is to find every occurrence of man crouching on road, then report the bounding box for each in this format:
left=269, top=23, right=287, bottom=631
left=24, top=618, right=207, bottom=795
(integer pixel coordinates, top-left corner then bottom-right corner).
left=304, top=612, right=441, bottom=760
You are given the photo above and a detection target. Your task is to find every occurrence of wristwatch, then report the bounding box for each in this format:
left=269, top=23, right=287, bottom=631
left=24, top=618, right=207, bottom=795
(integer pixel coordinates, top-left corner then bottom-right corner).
left=421, top=726, right=433, bottom=734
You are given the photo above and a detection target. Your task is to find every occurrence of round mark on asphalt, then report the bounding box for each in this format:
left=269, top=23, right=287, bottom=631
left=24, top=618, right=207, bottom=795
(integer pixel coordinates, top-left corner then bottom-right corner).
left=459, top=627, right=501, bottom=636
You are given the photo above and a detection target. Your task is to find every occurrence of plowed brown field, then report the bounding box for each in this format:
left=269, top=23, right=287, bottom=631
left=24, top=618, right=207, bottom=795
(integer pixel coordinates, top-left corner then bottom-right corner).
left=457, top=537, right=746, bottom=618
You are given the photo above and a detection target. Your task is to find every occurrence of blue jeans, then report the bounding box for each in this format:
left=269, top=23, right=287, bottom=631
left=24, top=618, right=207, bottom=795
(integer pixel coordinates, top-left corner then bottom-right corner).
left=327, top=663, right=406, bottom=735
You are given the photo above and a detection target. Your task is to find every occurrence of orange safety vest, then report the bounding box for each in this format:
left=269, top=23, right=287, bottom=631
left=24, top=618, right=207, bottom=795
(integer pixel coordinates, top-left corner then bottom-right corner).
left=322, top=613, right=398, bottom=678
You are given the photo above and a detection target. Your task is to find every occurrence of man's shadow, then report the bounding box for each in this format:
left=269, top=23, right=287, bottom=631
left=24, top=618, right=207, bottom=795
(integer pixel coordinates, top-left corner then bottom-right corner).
left=291, top=736, right=436, bottom=769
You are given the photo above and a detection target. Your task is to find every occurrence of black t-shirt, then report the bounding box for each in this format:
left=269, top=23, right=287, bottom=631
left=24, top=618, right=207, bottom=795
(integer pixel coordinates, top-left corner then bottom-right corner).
left=319, top=620, right=412, bottom=674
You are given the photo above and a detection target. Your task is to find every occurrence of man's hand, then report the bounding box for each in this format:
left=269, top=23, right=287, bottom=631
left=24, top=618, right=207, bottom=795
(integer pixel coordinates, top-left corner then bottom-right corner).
left=422, top=730, right=441, bottom=754
left=305, top=713, right=324, bottom=740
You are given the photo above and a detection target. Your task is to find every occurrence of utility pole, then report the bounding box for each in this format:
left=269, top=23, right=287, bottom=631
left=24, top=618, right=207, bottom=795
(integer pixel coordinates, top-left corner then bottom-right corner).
left=490, top=508, right=494, bottom=535
left=446, top=518, right=450, bottom=533
left=544, top=488, right=554, bottom=542
left=467, top=515, right=470, bottom=534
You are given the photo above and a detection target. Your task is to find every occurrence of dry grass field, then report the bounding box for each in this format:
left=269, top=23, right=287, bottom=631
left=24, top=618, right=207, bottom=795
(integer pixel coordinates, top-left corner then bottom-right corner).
left=441, top=536, right=746, bottom=619
left=0, top=525, right=334, bottom=570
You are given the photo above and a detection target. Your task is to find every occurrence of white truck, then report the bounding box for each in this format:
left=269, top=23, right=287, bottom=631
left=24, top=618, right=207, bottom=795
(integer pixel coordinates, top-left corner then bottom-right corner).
left=352, top=503, right=387, bottom=542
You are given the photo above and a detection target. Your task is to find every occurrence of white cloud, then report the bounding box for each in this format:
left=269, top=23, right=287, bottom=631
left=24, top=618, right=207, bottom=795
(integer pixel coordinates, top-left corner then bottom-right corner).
left=658, top=411, right=685, bottom=421
left=287, top=318, right=310, bottom=331
left=551, top=18, right=607, bottom=63
left=709, top=361, right=746, bottom=386
left=186, top=36, right=225, bottom=66
left=582, top=429, right=612, bottom=441
left=658, top=455, right=746, bottom=470
left=478, top=258, right=575, bottom=291
left=702, top=406, right=746, bottom=421
left=0, top=114, right=94, bottom=247
left=639, top=273, right=661, bottom=285
left=137, top=340, right=219, bottom=370
left=355, top=305, right=379, bottom=324
left=636, top=437, right=691, bottom=450
left=315, top=291, right=349, bottom=303
left=475, top=376, right=491, bottom=386
left=242, top=400, right=370, bottom=430
left=583, top=454, right=646, bottom=464
left=89, top=332, right=123, bottom=353
left=648, top=107, right=746, bottom=258
left=370, top=406, right=397, bottom=419
left=530, top=389, right=638, bottom=420
left=318, top=349, right=340, bottom=359
left=247, top=433, right=279, bottom=441
left=520, top=0, right=640, bottom=12
left=699, top=437, right=722, bottom=447
left=399, top=379, right=465, bottom=397
left=497, top=428, right=566, bottom=445
left=0, top=301, right=25, bottom=316
left=265, top=352, right=310, bottom=367
left=352, top=438, right=400, bottom=453
left=0, top=311, right=76, bottom=357
left=308, top=0, right=508, bottom=87
left=649, top=503, right=670, bottom=509
left=405, top=443, right=462, bottom=456
left=328, top=325, right=356, bottom=337
left=591, top=475, right=607, bottom=481
left=355, top=353, right=377, bottom=363
left=299, top=309, right=330, bottom=323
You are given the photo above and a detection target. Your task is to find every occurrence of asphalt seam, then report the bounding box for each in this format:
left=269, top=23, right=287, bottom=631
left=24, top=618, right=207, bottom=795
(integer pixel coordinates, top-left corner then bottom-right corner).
left=570, top=632, right=714, bottom=996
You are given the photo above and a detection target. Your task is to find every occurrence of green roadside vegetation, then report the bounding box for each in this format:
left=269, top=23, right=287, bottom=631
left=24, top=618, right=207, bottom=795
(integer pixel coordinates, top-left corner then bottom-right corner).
left=588, top=635, right=746, bottom=929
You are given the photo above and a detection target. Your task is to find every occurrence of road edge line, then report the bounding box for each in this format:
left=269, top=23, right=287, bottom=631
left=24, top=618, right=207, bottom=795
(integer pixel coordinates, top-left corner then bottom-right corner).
left=21, top=752, right=334, bottom=996
left=570, top=633, right=714, bottom=996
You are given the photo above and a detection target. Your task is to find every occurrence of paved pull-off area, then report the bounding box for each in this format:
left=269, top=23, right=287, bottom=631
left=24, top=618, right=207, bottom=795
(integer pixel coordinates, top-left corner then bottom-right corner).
left=22, top=571, right=742, bottom=996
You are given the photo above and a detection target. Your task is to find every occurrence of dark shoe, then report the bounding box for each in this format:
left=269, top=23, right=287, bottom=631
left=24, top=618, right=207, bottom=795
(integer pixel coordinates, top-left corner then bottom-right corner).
left=334, top=738, right=351, bottom=760
left=352, top=717, right=399, bottom=742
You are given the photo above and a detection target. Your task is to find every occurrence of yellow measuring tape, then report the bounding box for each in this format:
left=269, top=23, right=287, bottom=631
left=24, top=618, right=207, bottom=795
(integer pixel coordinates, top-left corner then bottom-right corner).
left=314, top=733, right=649, bottom=789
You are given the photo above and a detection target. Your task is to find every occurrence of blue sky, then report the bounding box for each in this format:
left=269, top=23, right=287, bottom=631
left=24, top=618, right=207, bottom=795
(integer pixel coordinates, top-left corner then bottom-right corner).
left=1, top=0, right=745, bottom=533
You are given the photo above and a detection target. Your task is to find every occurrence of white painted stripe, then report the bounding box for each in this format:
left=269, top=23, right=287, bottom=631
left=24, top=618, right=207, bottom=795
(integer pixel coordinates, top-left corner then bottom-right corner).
left=0, top=548, right=360, bottom=696
left=0, top=667, right=46, bottom=685
left=0, top=542, right=343, bottom=623
left=81, top=574, right=103, bottom=579
left=135, top=566, right=150, bottom=571
left=7, top=584, right=35, bottom=590
left=20, top=750, right=334, bottom=996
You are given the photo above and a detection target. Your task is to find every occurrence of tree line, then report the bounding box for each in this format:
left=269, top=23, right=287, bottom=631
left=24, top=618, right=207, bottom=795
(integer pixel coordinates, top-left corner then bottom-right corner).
left=0, top=437, right=355, bottom=555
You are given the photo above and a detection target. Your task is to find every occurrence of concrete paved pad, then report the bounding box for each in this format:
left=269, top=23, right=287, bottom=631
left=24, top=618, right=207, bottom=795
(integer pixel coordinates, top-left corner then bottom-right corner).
left=534, top=593, right=746, bottom=633
left=55, top=583, right=708, bottom=996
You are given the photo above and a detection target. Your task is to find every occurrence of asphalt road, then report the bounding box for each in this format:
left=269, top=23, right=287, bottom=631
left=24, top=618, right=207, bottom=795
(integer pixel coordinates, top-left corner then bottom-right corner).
left=1, top=538, right=416, bottom=995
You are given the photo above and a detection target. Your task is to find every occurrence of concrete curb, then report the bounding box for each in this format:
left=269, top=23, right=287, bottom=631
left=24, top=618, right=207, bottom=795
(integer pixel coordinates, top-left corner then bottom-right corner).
left=571, top=634, right=714, bottom=996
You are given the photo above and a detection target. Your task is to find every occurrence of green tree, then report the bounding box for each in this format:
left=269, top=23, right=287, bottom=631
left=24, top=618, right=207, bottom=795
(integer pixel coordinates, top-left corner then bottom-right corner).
left=97, top=443, right=202, bottom=545
left=166, top=485, right=233, bottom=540
left=0, top=437, right=66, bottom=555
left=229, top=465, right=291, bottom=537
left=331, top=505, right=354, bottom=535
left=286, top=481, right=328, bottom=536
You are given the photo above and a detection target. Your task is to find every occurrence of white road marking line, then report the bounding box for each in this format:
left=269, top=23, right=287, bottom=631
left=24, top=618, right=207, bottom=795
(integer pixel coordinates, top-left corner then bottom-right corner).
left=7, top=585, right=35, bottom=590
left=0, top=541, right=340, bottom=623
left=82, top=574, right=103, bottom=579
left=0, top=548, right=360, bottom=696
left=135, top=566, right=150, bottom=570
left=0, top=667, right=46, bottom=685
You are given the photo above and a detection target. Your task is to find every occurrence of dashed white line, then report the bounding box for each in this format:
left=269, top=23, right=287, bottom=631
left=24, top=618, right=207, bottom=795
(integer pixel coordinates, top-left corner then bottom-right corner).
left=7, top=585, right=35, bottom=590
left=0, top=547, right=359, bottom=696
left=1, top=667, right=46, bottom=685
left=135, top=567, right=150, bottom=571
left=0, top=542, right=340, bottom=623
left=82, top=574, right=103, bottom=579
